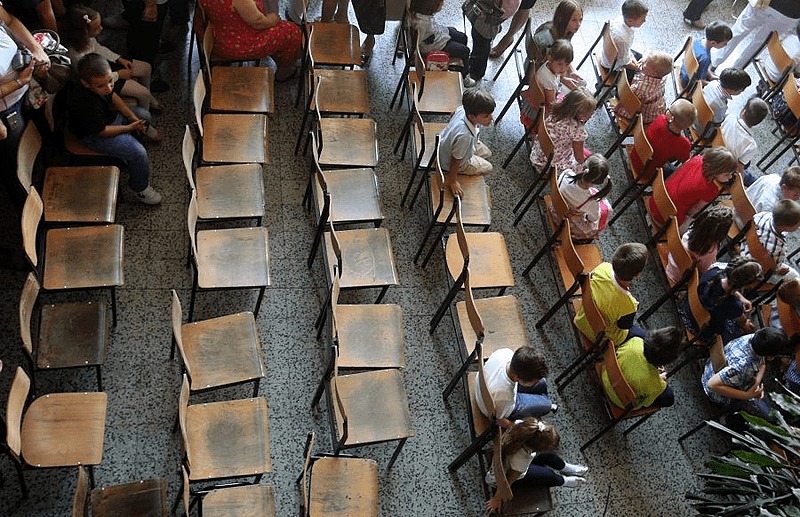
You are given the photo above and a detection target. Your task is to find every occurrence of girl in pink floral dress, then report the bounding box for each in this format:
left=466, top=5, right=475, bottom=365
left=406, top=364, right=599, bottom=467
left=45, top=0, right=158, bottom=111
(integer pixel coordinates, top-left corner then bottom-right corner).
left=529, top=87, right=595, bottom=172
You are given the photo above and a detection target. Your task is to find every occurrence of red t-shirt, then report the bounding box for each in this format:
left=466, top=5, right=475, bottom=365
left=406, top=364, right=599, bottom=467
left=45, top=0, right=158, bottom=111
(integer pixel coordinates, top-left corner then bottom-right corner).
left=631, top=114, right=692, bottom=178
left=649, top=155, right=719, bottom=226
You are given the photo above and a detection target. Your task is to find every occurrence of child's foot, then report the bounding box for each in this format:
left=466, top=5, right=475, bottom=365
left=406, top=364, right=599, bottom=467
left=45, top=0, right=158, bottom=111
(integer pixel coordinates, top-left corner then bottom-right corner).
left=135, top=185, right=162, bottom=205
left=561, top=463, right=589, bottom=476
left=561, top=476, right=586, bottom=488
left=142, top=126, right=162, bottom=143
left=463, top=75, right=478, bottom=88
left=490, top=35, right=513, bottom=58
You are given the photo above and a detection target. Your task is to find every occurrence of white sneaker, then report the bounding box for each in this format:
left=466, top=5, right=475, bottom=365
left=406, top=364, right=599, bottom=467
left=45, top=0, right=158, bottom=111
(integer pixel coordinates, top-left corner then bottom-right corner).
left=561, top=463, right=589, bottom=476
left=135, top=185, right=162, bottom=205
left=463, top=75, right=478, bottom=88
left=562, top=476, right=586, bottom=488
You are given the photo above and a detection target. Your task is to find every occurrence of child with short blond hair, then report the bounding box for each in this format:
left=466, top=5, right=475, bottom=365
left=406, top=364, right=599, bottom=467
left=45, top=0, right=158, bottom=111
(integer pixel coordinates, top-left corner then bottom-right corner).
left=616, top=50, right=672, bottom=124
left=631, top=98, right=696, bottom=179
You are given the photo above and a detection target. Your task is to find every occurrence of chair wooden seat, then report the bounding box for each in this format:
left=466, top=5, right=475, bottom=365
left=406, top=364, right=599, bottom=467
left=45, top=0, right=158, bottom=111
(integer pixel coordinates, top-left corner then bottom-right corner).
left=63, top=127, right=108, bottom=157
left=195, top=227, right=270, bottom=289
left=313, top=69, right=370, bottom=115
left=456, top=296, right=528, bottom=358
left=332, top=368, right=414, bottom=447
left=89, top=477, right=167, bottom=517
left=308, top=456, right=378, bottom=517
left=408, top=70, right=462, bottom=115
left=203, top=483, right=276, bottom=516
left=183, top=396, right=271, bottom=480
left=322, top=228, right=399, bottom=290
left=43, top=225, right=124, bottom=290
left=201, top=113, right=269, bottom=164
left=313, top=168, right=383, bottom=224
left=430, top=173, right=491, bottom=227
left=308, top=22, right=362, bottom=67
left=317, top=118, right=378, bottom=168
left=37, top=299, right=107, bottom=370
left=195, top=163, right=265, bottom=220
left=179, top=311, right=265, bottom=392
left=445, top=232, right=515, bottom=290
left=21, top=390, right=107, bottom=467
left=42, top=166, right=119, bottom=224
left=336, top=303, right=405, bottom=368
left=414, top=121, right=448, bottom=167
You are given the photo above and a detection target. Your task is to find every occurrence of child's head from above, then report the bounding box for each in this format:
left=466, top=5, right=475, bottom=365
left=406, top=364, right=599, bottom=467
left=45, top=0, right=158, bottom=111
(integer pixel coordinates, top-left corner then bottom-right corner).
left=667, top=98, right=697, bottom=131
left=686, top=204, right=733, bottom=256
left=719, top=67, right=751, bottom=95
left=621, top=0, right=648, bottom=27
left=778, top=277, right=800, bottom=306
left=641, top=51, right=672, bottom=79
left=462, top=87, right=496, bottom=126
left=547, top=39, right=574, bottom=75
left=77, top=53, right=114, bottom=96
left=612, top=242, right=648, bottom=282
left=741, top=96, right=769, bottom=127
left=552, top=86, right=596, bottom=122
left=60, top=4, right=101, bottom=49
left=700, top=146, right=737, bottom=184
left=750, top=327, right=793, bottom=359
left=780, top=166, right=800, bottom=201
left=705, top=20, right=732, bottom=47
left=507, top=347, right=548, bottom=386
left=643, top=327, right=684, bottom=367
left=503, top=417, right=560, bottom=454
left=724, top=256, right=762, bottom=292
left=553, top=0, right=583, bottom=38
left=772, top=199, right=800, bottom=232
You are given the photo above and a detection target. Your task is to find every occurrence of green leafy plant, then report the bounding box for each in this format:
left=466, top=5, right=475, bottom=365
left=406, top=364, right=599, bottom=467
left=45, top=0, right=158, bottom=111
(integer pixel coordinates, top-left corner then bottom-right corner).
left=686, top=391, right=800, bottom=516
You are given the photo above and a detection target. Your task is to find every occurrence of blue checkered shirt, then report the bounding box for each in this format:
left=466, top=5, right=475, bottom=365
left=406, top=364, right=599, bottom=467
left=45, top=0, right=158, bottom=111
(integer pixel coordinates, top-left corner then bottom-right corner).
left=702, top=334, right=765, bottom=405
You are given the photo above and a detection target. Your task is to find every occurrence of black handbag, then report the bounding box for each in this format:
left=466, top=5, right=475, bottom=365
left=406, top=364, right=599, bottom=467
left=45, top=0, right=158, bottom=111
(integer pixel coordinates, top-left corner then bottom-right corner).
left=462, top=0, right=504, bottom=40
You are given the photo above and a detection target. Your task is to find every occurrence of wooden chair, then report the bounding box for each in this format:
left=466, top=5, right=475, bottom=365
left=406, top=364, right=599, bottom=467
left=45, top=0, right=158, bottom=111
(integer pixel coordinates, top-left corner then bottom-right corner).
left=19, top=272, right=108, bottom=393
left=586, top=21, right=621, bottom=104
left=677, top=335, right=728, bottom=443
left=73, top=466, right=167, bottom=517
left=717, top=172, right=755, bottom=257
left=753, top=31, right=793, bottom=101
left=178, top=465, right=276, bottom=517
left=502, top=78, right=545, bottom=169
left=672, top=36, right=698, bottom=99
left=666, top=269, right=714, bottom=378
left=192, top=73, right=269, bottom=165
left=603, top=71, right=641, bottom=159
left=298, top=432, right=378, bottom=517
left=416, top=135, right=492, bottom=268
left=312, top=269, right=405, bottom=405
left=21, top=187, right=123, bottom=325
left=5, top=366, right=107, bottom=498
left=295, top=28, right=370, bottom=154
left=307, top=77, right=378, bottom=168
left=642, top=168, right=677, bottom=246
left=202, top=23, right=274, bottom=113
left=309, top=193, right=399, bottom=310
left=187, top=190, right=271, bottom=321
left=400, top=82, right=448, bottom=207
left=688, top=83, right=724, bottom=152
left=608, top=117, right=655, bottom=226
left=640, top=218, right=696, bottom=324
left=430, top=197, right=515, bottom=332
left=580, top=341, right=661, bottom=451
left=778, top=297, right=800, bottom=337
left=17, top=123, right=119, bottom=225
left=170, top=290, right=266, bottom=399
left=512, top=113, right=554, bottom=226
left=176, top=374, right=271, bottom=491
left=494, top=16, right=536, bottom=125
left=182, top=126, right=264, bottom=226
left=316, top=345, right=414, bottom=469
left=758, top=78, right=800, bottom=171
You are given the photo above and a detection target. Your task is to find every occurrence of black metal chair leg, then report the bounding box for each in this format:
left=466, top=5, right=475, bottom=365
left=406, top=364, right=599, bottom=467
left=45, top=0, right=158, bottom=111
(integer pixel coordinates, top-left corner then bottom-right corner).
left=430, top=276, right=464, bottom=333
left=535, top=282, right=579, bottom=328
left=580, top=409, right=633, bottom=451
left=386, top=437, right=407, bottom=470
left=448, top=427, right=497, bottom=471
left=443, top=349, right=479, bottom=400
left=374, top=285, right=389, bottom=303
left=622, top=412, right=655, bottom=436
left=495, top=80, right=525, bottom=126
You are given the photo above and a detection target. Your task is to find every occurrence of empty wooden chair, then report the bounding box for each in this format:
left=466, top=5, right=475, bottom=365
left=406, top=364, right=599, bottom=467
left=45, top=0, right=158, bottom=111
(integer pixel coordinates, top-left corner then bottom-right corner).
left=298, top=432, right=378, bottom=517
left=177, top=465, right=276, bottom=517
left=182, top=126, right=265, bottom=226
left=176, top=374, right=271, bottom=489
left=22, top=187, right=124, bottom=325
left=170, top=290, right=266, bottom=398
left=19, top=272, right=108, bottom=393
left=202, top=23, right=274, bottom=113
left=17, top=123, right=119, bottom=225
left=187, top=190, right=271, bottom=321
left=192, top=73, right=269, bottom=165
left=73, top=467, right=167, bottom=517
left=6, top=366, right=107, bottom=498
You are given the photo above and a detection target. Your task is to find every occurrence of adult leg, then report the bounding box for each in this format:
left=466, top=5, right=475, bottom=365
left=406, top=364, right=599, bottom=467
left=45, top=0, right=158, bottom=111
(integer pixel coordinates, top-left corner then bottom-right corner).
left=717, top=7, right=794, bottom=70
left=682, top=0, right=713, bottom=24
left=469, top=26, right=492, bottom=80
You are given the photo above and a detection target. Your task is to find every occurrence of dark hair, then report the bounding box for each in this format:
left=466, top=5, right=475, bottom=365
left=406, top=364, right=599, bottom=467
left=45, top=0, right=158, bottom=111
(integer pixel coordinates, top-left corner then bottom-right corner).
left=772, top=199, right=800, bottom=228
left=705, top=20, right=732, bottom=43
left=750, top=327, right=793, bottom=357
left=410, top=0, right=442, bottom=16
left=612, top=242, right=648, bottom=282
left=621, top=0, right=648, bottom=19
left=686, top=204, right=734, bottom=256
left=552, top=86, right=596, bottom=122
left=719, top=68, right=751, bottom=92
left=742, top=96, right=769, bottom=127
left=462, top=87, right=496, bottom=117
left=77, top=53, right=111, bottom=82
left=778, top=277, right=800, bottom=306
left=59, top=4, right=99, bottom=52
left=700, top=147, right=737, bottom=182
left=508, top=347, right=548, bottom=383
left=502, top=417, right=560, bottom=458
left=552, top=0, right=582, bottom=39
left=724, top=256, right=762, bottom=293
left=568, top=153, right=611, bottom=200
left=549, top=39, right=574, bottom=63
left=642, top=327, right=684, bottom=366
left=780, top=166, right=800, bottom=190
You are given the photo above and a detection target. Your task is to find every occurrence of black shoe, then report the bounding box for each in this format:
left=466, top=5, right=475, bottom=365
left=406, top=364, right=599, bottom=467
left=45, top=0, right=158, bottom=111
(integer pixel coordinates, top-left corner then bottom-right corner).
left=150, top=79, right=169, bottom=93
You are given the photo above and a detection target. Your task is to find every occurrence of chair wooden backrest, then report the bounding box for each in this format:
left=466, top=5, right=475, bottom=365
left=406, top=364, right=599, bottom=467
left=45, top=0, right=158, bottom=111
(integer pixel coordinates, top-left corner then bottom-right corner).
left=329, top=345, right=350, bottom=447
left=299, top=432, right=316, bottom=516
left=201, top=22, right=215, bottom=79
left=413, top=38, right=428, bottom=97
left=629, top=116, right=654, bottom=181
left=329, top=270, right=343, bottom=341
left=558, top=219, right=587, bottom=286
left=72, top=466, right=90, bottom=517
left=744, top=223, right=777, bottom=275
left=580, top=275, right=607, bottom=341
left=709, top=334, right=727, bottom=374
left=19, top=273, right=39, bottom=358
left=650, top=168, right=677, bottom=224
left=16, top=123, right=41, bottom=193
left=600, top=339, right=638, bottom=407
left=6, top=366, right=31, bottom=462
left=691, top=83, right=715, bottom=137
left=687, top=268, right=711, bottom=333
left=192, top=73, right=206, bottom=137
left=777, top=297, right=800, bottom=338
left=170, top=290, right=193, bottom=378
left=452, top=197, right=471, bottom=272
left=550, top=167, right=569, bottom=220
left=491, top=426, right=514, bottom=506
left=679, top=36, right=699, bottom=96
left=187, top=192, right=200, bottom=264
left=615, top=71, right=641, bottom=118
left=780, top=77, right=800, bottom=123
left=178, top=374, right=194, bottom=471
left=665, top=218, right=694, bottom=278
left=463, top=269, right=485, bottom=354
left=534, top=112, right=555, bottom=178
left=182, top=126, right=197, bottom=191
left=601, top=21, right=619, bottom=72
left=519, top=77, right=546, bottom=128
left=730, top=172, right=756, bottom=225
left=766, top=31, right=792, bottom=85
left=21, top=186, right=43, bottom=269
left=180, top=465, right=192, bottom=516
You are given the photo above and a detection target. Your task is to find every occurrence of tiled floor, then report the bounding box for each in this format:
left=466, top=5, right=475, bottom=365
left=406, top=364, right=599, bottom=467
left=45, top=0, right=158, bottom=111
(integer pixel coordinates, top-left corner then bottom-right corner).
left=1, top=0, right=797, bottom=515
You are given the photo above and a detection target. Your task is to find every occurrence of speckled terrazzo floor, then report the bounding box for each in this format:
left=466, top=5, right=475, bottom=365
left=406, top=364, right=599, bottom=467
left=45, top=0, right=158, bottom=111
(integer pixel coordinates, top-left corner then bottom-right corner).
left=0, top=0, right=797, bottom=515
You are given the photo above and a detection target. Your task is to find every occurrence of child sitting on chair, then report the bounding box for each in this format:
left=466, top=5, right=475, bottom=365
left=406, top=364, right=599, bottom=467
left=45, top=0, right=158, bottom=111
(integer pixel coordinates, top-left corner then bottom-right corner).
left=552, top=153, right=613, bottom=239
left=630, top=98, right=696, bottom=179
left=536, top=39, right=577, bottom=112
left=615, top=50, right=672, bottom=124
left=739, top=199, right=800, bottom=283
left=680, top=21, right=732, bottom=88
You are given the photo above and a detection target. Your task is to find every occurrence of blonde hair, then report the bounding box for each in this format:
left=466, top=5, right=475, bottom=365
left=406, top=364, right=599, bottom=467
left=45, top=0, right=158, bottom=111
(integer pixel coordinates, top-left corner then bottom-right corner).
left=645, top=51, right=673, bottom=78
left=669, top=98, right=697, bottom=128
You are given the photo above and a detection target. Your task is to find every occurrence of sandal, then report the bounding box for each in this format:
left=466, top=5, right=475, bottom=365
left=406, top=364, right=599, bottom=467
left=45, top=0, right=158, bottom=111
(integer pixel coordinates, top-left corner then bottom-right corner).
left=683, top=17, right=706, bottom=29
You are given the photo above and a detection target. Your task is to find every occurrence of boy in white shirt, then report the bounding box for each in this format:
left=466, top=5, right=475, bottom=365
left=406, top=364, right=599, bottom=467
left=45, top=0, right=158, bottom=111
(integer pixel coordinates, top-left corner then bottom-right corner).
left=720, top=96, right=769, bottom=186
left=600, top=0, right=649, bottom=81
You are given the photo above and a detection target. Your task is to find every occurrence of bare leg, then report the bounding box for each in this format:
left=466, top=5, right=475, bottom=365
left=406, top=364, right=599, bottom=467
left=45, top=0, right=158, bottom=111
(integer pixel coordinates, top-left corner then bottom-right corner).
left=490, top=8, right=529, bottom=58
